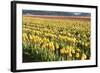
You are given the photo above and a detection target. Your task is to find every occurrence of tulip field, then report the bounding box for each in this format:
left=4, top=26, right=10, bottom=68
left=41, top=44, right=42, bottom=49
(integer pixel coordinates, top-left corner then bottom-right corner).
left=22, top=15, right=91, bottom=62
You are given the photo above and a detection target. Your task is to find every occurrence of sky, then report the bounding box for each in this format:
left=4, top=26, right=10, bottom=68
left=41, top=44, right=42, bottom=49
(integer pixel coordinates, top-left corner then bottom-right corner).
left=23, top=10, right=91, bottom=16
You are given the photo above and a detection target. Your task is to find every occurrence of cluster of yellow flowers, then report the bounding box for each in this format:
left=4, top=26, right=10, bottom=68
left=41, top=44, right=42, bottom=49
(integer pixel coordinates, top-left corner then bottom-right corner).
left=22, top=16, right=90, bottom=61
left=60, top=46, right=87, bottom=60
left=59, top=35, right=77, bottom=44
left=29, top=35, right=42, bottom=44
left=60, top=46, right=75, bottom=57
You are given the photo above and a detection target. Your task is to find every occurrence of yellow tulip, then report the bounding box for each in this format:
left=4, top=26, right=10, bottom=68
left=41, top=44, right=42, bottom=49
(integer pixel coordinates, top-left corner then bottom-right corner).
left=55, top=43, right=59, bottom=49
left=76, top=48, right=81, bottom=52
left=48, top=42, right=55, bottom=51
left=81, top=53, right=87, bottom=60
left=65, top=50, right=68, bottom=54
left=68, top=52, right=72, bottom=57
left=60, top=48, right=65, bottom=54
left=71, top=49, right=75, bottom=54
left=76, top=53, right=80, bottom=58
